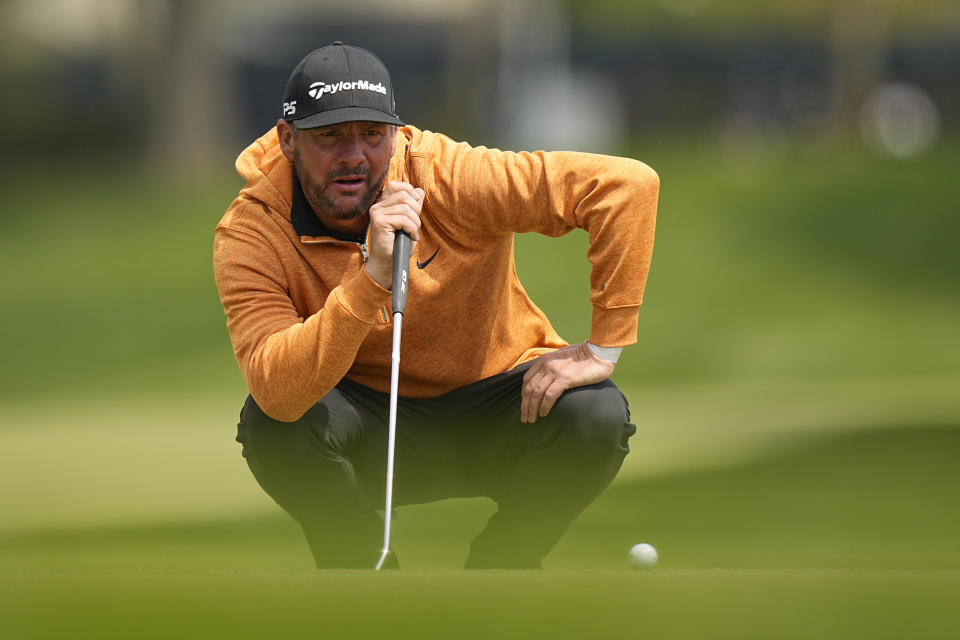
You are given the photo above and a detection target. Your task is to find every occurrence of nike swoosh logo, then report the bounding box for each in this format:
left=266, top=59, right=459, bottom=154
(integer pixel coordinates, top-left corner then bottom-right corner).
left=416, top=247, right=439, bottom=269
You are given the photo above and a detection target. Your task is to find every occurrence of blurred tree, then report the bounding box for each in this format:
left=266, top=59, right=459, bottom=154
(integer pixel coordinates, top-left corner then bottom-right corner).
left=439, top=3, right=500, bottom=138
left=827, top=0, right=893, bottom=135
left=136, top=0, right=234, bottom=173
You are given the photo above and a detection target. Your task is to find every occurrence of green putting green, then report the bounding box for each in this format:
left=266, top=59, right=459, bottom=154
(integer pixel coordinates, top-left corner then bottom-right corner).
left=2, top=139, right=958, bottom=638
left=2, top=425, right=958, bottom=639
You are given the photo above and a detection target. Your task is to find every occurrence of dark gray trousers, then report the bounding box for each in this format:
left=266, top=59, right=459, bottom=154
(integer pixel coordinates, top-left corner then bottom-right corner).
left=236, top=363, right=635, bottom=569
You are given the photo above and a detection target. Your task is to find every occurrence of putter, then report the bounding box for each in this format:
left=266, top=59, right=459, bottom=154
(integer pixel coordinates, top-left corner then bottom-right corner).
left=375, top=229, right=411, bottom=570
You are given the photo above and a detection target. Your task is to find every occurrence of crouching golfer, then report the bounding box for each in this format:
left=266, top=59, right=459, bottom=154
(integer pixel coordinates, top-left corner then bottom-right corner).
left=213, top=43, right=659, bottom=569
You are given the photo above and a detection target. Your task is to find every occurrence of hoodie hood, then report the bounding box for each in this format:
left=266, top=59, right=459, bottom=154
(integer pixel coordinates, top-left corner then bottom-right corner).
left=235, top=128, right=295, bottom=218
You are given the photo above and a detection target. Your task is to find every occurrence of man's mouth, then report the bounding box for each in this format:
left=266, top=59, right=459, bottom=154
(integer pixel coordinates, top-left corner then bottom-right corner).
left=330, top=175, right=367, bottom=194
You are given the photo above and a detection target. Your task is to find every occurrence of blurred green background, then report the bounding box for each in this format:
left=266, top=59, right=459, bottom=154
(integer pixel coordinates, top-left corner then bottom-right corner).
left=1, top=1, right=958, bottom=638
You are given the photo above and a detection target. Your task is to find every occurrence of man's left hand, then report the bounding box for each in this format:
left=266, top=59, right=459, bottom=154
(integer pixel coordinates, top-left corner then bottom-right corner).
left=520, top=342, right=615, bottom=423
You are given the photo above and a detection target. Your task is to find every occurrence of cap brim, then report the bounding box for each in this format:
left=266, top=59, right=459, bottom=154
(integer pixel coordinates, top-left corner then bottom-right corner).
left=291, top=107, right=404, bottom=129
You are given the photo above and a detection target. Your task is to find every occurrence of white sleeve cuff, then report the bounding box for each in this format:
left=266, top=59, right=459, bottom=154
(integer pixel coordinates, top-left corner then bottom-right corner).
left=586, top=341, right=622, bottom=364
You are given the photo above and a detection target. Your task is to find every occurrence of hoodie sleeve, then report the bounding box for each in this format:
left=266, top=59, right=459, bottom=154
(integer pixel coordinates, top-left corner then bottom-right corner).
left=213, top=215, right=390, bottom=422
left=408, top=130, right=659, bottom=347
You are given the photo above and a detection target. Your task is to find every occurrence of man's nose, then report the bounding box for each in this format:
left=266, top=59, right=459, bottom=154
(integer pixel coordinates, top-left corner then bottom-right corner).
left=338, top=134, right=365, bottom=165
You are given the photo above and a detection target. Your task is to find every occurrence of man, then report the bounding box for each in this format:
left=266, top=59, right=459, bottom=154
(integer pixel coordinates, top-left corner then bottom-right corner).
left=213, top=42, right=659, bottom=569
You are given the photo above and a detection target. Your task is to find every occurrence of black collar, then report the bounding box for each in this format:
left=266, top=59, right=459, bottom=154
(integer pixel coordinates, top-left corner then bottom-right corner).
left=291, top=169, right=366, bottom=243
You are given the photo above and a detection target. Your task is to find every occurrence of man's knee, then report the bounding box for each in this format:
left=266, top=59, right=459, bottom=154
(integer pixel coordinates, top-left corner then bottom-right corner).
left=549, top=381, right=636, bottom=453
left=238, top=391, right=365, bottom=460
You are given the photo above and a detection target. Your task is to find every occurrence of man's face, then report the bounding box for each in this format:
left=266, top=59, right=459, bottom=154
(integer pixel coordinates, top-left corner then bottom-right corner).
left=291, top=121, right=396, bottom=221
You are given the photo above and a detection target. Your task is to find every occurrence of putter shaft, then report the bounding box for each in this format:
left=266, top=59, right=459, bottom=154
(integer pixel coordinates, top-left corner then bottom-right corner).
left=375, top=313, right=403, bottom=570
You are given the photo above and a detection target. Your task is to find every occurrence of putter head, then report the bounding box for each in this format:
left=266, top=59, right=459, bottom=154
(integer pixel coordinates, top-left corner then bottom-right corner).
left=374, top=548, right=399, bottom=570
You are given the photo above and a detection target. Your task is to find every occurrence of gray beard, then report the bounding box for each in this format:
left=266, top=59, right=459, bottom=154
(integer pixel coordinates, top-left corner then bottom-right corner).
left=295, top=152, right=389, bottom=221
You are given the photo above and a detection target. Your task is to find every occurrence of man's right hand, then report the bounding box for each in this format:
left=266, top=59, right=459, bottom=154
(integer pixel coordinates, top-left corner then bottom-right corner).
left=364, top=181, right=424, bottom=289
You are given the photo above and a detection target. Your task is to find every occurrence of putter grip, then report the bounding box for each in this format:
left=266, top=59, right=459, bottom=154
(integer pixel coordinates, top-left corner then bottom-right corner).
left=391, top=230, right=411, bottom=315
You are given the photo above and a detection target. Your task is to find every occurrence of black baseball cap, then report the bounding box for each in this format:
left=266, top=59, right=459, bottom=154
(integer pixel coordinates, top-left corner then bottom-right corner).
left=282, top=42, right=403, bottom=129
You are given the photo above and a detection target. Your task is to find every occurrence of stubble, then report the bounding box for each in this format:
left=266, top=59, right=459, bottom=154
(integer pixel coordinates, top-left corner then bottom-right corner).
left=295, top=148, right=389, bottom=222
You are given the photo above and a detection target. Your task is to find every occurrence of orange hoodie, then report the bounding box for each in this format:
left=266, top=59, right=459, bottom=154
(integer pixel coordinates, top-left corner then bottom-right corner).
left=213, top=125, right=659, bottom=422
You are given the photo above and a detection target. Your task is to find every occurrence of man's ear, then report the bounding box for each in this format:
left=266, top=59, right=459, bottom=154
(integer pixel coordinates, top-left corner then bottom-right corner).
left=277, top=119, right=296, bottom=162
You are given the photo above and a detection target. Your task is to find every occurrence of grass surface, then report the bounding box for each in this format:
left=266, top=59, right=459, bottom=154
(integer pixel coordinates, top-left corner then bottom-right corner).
left=2, top=425, right=958, bottom=638
left=2, top=139, right=958, bottom=638
left=3, top=570, right=959, bottom=640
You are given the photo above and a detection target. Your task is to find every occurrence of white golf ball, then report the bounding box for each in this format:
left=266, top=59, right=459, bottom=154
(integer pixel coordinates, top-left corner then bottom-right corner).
left=628, top=543, right=658, bottom=569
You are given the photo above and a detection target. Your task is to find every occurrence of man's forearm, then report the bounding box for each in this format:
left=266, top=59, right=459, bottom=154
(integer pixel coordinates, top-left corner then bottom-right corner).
left=231, top=271, right=390, bottom=422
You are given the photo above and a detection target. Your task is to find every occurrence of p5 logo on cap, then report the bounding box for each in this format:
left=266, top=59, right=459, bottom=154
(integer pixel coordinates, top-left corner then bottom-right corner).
left=283, top=101, right=297, bottom=116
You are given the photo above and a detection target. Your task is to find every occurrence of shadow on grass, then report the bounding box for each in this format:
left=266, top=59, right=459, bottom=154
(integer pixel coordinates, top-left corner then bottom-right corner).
left=3, top=425, right=958, bottom=572
left=554, top=423, right=960, bottom=570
